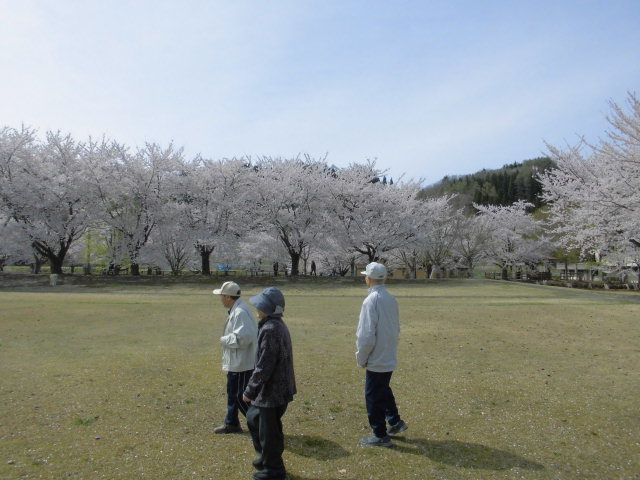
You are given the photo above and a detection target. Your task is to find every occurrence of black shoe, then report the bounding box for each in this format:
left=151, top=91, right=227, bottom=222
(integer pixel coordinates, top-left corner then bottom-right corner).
left=387, top=419, right=408, bottom=436
left=213, top=423, right=243, bottom=434
left=360, top=435, right=393, bottom=447
left=252, top=470, right=286, bottom=480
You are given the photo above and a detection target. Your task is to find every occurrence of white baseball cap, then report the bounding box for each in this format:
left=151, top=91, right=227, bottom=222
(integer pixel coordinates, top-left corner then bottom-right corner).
left=360, top=262, right=387, bottom=279
left=212, top=281, right=241, bottom=296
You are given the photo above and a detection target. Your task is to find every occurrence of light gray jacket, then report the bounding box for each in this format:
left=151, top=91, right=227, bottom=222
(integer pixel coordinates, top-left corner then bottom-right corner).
left=220, top=298, right=258, bottom=372
left=355, top=284, right=399, bottom=372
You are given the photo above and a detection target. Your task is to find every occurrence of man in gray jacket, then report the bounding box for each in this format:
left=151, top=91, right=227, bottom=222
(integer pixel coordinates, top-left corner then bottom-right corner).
left=356, top=262, right=408, bottom=447
left=212, top=281, right=258, bottom=434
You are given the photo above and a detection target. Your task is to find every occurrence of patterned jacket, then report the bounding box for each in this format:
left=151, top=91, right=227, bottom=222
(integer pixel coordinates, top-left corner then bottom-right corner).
left=243, top=316, right=297, bottom=408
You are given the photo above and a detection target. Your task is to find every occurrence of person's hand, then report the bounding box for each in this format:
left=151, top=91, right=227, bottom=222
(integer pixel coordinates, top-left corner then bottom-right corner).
left=243, top=394, right=251, bottom=403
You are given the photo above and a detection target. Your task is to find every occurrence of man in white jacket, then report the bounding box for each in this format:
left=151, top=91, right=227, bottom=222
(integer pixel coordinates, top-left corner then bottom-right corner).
left=356, top=262, right=408, bottom=447
left=212, top=281, right=258, bottom=434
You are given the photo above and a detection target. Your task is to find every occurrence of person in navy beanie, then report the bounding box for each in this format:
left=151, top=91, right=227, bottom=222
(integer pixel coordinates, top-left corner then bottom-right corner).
left=242, top=287, right=296, bottom=480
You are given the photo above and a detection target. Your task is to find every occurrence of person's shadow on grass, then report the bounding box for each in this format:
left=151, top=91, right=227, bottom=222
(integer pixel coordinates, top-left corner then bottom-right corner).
left=285, top=434, right=349, bottom=461
left=392, top=437, right=544, bottom=471
left=283, top=435, right=542, bottom=479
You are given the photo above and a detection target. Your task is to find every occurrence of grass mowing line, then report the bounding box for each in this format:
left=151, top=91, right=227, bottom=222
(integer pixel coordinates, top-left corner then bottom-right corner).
left=1, top=281, right=638, bottom=479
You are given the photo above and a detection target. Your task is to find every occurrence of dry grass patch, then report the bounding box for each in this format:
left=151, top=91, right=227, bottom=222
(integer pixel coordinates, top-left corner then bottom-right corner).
left=0, top=280, right=638, bottom=479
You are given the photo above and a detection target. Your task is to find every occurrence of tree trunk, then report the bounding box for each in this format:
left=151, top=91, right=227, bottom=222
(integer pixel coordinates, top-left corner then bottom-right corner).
left=288, top=251, right=301, bottom=276
left=199, top=246, right=214, bottom=276
left=429, top=265, right=440, bottom=279
left=32, top=255, right=45, bottom=274
left=301, top=248, right=310, bottom=275
left=33, top=241, right=68, bottom=275
left=355, top=245, right=378, bottom=263
left=201, top=254, right=210, bottom=276
left=49, top=256, right=64, bottom=274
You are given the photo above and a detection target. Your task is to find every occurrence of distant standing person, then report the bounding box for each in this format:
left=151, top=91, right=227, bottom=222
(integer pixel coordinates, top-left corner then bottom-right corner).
left=310, top=260, right=317, bottom=276
left=242, top=287, right=296, bottom=480
left=273, top=262, right=279, bottom=277
left=355, top=262, right=408, bottom=447
left=212, top=281, right=258, bottom=434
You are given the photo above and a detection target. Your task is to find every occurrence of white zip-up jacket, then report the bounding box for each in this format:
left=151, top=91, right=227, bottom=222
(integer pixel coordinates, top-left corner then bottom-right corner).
left=220, top=298, right=258, bottom=372
left=355, top=284, right=399, bottom=372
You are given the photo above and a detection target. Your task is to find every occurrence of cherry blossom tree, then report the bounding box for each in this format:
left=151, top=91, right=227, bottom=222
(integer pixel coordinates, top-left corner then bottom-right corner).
left=391, top=195, right=458, bottom=278
left=0, top=130, right=33, bottom=271
left=416, top=195, right=464, bottom=278
left=312, top=234, right=358, bottom=277
left=327, top=161, right=423, bottom=266
left=539, top=93, right=640, bottom=271
left=250, top=157, right=331, bottom=276
left=178, top=157, right=253, bottom=275
left=0, top=216, right=32, bottom=270
left=454, top=214, right=491, bottom=277
left=0, top=127, right=96, bottom=274
left=235, top=230, right=286, bottom=275
left=85, top=141, right=184, bottom=275
left=475, top=200, right=550, bottom=279
left=145, top=198, right=196, bottom=275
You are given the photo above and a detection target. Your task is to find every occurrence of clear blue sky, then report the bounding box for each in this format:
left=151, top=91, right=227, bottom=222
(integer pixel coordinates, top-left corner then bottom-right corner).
left=1, top=0, right=638, bottom=185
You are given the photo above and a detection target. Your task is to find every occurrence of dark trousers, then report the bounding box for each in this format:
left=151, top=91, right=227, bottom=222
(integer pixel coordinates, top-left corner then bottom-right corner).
left=247, top=404, right=288, bottom=478
left=224, top=370, right=253, bottom=426
left=365, top=370, right=401, bottom=438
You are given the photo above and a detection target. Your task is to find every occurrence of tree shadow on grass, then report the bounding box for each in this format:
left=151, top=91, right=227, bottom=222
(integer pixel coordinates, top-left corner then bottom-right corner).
left=392, top=437, right=544, bottom=471
left=286, top=434, right=350, bottom=461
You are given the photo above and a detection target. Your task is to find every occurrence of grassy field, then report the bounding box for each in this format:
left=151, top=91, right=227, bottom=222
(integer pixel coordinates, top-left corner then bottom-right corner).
left=0, top=279, right=638, bottom=480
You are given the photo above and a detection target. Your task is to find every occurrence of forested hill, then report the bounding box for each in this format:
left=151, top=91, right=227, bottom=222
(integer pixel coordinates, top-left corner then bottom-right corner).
left=417, top=157, right=556, bottom=209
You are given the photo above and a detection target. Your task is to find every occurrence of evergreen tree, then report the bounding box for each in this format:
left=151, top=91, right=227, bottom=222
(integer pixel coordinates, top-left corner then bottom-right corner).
left=418, top=157, right=555, bottom=210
